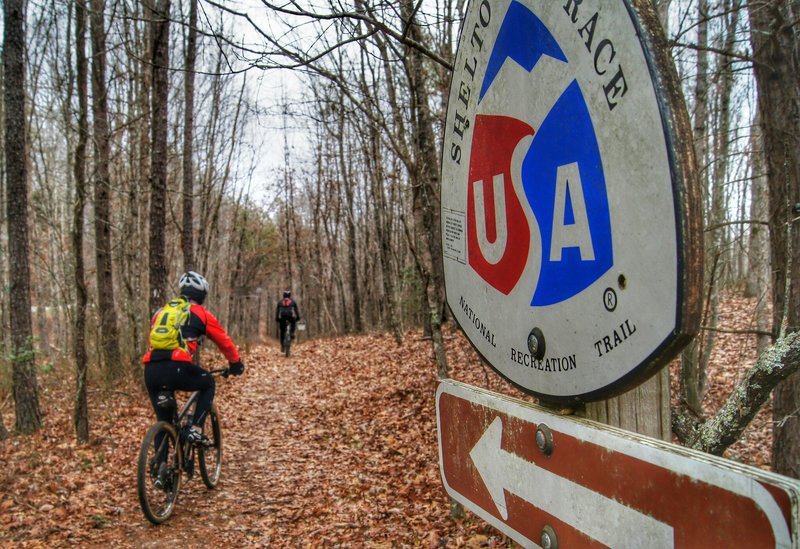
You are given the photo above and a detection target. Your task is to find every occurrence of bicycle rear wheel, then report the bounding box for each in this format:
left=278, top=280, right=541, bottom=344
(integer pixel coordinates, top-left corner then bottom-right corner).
left=198, top=404, right=222, bottom=488
left=283, top=331, right=291, bottom=357
left=137, top=421, right=181, bottom=524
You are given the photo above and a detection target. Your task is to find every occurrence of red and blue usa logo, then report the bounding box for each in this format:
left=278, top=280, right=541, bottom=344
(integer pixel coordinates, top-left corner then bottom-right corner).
left=442, top=0, right=698, bottom=400
left=466, top=0, right=612, bottom=306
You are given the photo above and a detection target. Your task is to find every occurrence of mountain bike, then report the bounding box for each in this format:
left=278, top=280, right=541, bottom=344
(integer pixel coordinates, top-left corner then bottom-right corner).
left=137, top=368, right=227, bottom=524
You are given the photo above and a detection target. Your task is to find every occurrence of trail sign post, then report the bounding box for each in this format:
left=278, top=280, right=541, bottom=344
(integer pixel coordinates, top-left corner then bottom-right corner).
left=437, top=380, right=800, bottom=548
left=440, top=0, right=701, bottom=402
left=435, top=0, right=797, bottom=546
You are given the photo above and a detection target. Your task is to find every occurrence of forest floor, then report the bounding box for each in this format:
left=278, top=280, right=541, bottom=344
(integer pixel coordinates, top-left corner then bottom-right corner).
left=0, top=293, right=772, bottom=548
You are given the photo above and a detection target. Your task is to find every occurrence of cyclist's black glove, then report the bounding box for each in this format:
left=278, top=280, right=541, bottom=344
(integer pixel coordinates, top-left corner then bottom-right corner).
left=229, top=361, right=245, bottom=376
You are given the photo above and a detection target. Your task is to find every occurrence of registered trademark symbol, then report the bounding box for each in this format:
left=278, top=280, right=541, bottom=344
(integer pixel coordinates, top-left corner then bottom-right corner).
left=603, top=288, right=617, bottom=312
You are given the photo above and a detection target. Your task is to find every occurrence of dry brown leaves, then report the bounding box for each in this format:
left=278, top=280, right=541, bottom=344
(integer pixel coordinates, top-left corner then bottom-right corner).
left=0, top=332, right=506, bottom=548
left=670, top=291, right=774, bottom=468
left=0, top=293, right=773, bottom=547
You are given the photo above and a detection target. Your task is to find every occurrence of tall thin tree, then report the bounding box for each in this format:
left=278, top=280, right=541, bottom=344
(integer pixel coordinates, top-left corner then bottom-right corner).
left=748, top=0, right=800, bottom=479
left=182, top=0, right=198, bottom=272
left=0, top=16, right=6, bottom=440
left=336, top=96, right=363, bottom=332
left=745, top=112, right=771, bottom=357
left=401, top=0, right=449, bottom=376
left=4, top=0, right=41, bottom=433
left=90, top=0, right=123, bottom=378
left=680, top=0, right=711, bottom=415
left=74, top=0, right=90, bottom=443
left=149, top=0, right=170, bottom=313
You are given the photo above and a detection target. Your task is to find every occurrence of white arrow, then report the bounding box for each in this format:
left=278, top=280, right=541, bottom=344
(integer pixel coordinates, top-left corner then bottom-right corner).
left=470, top=417, right=675, bottom=548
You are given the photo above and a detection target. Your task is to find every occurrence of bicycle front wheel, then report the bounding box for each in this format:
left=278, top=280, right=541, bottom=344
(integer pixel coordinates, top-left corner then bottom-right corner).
left=198, top=404, right=223, bottom=489
left=137, top=421, right=181, bottom=524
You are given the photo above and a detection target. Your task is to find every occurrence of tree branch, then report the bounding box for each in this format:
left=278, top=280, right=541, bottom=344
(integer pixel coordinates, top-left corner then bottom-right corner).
left=199, top=0, right=454, bottom=71
left=672, top=331, right=800, bottom=455
left=704, top=219, right=769, bottom=232
left=699, top=326, right=773, bottom=337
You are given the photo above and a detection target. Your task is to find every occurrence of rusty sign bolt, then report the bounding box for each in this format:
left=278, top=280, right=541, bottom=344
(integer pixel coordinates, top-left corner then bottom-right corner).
left=527, top=327, right=546, bottom=360
left=541, top=525, right=558, bottom=549
left=536, top=423, right=553, bottom=456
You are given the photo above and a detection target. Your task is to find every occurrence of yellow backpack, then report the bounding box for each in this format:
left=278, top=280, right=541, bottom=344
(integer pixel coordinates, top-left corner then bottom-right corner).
left=149, top=297, right=191, bottom=352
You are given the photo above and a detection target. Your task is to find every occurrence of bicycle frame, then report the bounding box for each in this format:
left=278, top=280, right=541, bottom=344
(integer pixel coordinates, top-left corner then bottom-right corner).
left=155, top=369, right=228, bottom=471
left=138, top=367, right=228, bottom=524
left=175, top=392, right=199, bottom=426
left=173, top=368, right=228, bottom=422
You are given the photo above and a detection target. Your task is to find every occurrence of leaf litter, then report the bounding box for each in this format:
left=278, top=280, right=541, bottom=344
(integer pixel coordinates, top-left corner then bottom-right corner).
left=0, top=293, right=773, bottom=547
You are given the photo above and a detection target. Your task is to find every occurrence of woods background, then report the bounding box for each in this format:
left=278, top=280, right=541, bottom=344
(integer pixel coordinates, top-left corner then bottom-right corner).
left=2, top=0, right=800, bottom=480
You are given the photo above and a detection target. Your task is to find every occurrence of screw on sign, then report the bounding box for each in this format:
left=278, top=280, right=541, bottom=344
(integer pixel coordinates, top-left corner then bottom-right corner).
left=436, top=380, right=800, bottom=548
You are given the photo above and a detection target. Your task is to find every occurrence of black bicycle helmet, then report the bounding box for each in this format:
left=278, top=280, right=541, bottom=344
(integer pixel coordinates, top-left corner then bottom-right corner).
left=283, top=290, right=291, bottom=298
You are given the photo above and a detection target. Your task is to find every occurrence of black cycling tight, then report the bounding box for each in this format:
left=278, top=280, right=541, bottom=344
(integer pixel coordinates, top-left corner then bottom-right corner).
left=144, top=361, right=215, bottom=426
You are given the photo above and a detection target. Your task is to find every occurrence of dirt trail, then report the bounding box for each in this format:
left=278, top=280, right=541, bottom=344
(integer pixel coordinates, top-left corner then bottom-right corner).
left=1, top=296, right=772, bottom=547
left=1, top=334, right=501, bottom=548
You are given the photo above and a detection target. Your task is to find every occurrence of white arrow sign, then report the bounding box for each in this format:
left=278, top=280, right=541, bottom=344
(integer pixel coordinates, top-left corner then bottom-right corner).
left=438, top=380, right=799, bottom=548
left=471, top=416, right=674, bottom=548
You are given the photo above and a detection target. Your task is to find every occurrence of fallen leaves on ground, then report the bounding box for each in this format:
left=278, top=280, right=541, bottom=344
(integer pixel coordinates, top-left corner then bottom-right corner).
left=0, top=293, right=772, bottom=547
left=1, top=329, right=511, bottom=548
left=674, top=292, right=773, bottom=468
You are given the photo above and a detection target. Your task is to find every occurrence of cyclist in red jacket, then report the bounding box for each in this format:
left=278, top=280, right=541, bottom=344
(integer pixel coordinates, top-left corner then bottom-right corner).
left=143, top=271, right=244, bottom=443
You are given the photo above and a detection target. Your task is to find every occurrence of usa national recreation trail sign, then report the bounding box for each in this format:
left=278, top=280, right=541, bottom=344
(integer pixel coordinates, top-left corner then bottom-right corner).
left=440, top=0, right=702, bottom=401
left=437, top=380, right=800, bottom=548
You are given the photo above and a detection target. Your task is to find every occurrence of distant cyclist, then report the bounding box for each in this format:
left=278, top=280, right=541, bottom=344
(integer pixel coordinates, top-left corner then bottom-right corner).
left=143, top=271, right=244, bottom=444
left=275, top=290, right=300, bottom=352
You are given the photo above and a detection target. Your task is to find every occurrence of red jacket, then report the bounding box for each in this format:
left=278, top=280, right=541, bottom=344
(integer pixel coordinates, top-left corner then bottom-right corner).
left=143, top=303, right=240, bottom=364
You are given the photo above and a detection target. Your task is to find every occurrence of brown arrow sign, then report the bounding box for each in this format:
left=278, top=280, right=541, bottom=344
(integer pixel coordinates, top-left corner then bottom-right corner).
left=437, top=380, right=800, bottom=548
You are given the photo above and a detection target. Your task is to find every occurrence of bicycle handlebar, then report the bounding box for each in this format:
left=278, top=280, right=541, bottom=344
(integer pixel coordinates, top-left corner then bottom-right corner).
left=209, top=368, right=230, bottom=378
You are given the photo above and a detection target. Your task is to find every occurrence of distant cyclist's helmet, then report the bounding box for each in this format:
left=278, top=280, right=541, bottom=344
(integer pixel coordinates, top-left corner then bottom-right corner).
left=283, top=290, right=291, bottom=298
left=179, top=271, right=209, bottom=304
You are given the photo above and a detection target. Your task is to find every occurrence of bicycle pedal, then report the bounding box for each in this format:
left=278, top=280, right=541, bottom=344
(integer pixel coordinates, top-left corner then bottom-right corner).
left=153, top=462, right=169, bottom=490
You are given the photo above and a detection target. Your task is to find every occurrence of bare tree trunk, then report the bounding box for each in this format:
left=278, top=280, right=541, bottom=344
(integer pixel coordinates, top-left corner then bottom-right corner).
left=351, top=30, right=403, bottom=342
left=680, top=0, right=710, bottom=416
left=90, top=0, right=122, bottom=378
left=182, top=0, right=197, bottom=272
left=197, top=68, right=224, bottom=274
left=0, top=67, right=7, bottom=391
left=368, top=128, right=403, bottom=343
left=745, top=112, right=772, bottom=357
left=692, top=0, right=741, bottom=414
left=119, top=0, right=151, bottom=357
left=401, top=0, right=448, bottom=377
left=654, top=0, right=673, bottom=32
left=0, top=45, right=7, bottom=359
left=282, top=105, right=294, bottom=288
left=226, top=190, right=247, bottom=329
left=73, top=0, right=90, bottom=444
left=4, top=0, right=41, bottom=433
left=149, top=0, right=170, bottom=314
left=337, top=102, right=363, bottom=332
left=748, top=0, right=800, bottom=479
